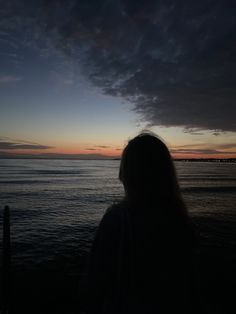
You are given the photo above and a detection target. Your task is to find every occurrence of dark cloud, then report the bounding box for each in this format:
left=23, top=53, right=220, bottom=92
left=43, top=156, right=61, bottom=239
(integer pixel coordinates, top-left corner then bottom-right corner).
left=0, top=138, right=52, bottom=150
left=2, top=0, right=236, bottom=132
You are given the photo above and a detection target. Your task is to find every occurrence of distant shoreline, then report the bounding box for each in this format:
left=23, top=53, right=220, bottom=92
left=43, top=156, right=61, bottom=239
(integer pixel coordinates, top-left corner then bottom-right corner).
left=0, top=157, right=235, bottom=163
left=174, top=158, right=236, bottom=163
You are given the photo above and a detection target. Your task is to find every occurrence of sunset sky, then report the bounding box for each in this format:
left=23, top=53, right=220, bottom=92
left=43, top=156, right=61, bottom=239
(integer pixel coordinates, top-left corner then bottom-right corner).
left=1, top=0, right=236, bottom=159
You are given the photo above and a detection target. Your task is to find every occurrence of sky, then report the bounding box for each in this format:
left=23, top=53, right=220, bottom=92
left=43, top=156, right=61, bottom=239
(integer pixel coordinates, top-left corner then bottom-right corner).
left=0, top=0, right=236, bottom=159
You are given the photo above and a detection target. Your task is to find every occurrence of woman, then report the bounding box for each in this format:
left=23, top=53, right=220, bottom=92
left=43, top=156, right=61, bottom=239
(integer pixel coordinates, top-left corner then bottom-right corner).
left=84, top=132, right=196, bottom=314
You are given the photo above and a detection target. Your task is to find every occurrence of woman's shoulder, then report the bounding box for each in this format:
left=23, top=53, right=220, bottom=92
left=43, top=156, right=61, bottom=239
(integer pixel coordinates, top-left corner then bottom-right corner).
left=96, top=201, right=128, bottom=238
left=104, top=200, right=127, bottom=220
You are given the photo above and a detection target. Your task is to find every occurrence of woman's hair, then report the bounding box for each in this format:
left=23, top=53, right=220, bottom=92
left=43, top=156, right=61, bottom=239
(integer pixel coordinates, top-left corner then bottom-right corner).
left=119, top=132, right=187, bottom=215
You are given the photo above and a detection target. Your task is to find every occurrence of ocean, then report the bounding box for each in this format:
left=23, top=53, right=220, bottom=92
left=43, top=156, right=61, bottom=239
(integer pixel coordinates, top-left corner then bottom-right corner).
left=1, top=158, right=236, bottom=313
left=0, top=159, right=236, bottom=269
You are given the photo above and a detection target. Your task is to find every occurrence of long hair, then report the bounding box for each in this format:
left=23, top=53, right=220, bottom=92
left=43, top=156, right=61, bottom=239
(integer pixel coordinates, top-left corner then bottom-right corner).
left=119, top=132, right=188, bottom=218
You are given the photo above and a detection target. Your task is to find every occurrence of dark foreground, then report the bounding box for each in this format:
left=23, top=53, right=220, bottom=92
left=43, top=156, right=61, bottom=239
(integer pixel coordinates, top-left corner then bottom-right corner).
left=0, top=216, right=236, bottom=314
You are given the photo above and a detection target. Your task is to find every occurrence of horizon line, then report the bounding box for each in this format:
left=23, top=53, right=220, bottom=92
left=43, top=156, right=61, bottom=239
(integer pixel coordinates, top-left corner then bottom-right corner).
left=0, top=155, right=235, bottom=162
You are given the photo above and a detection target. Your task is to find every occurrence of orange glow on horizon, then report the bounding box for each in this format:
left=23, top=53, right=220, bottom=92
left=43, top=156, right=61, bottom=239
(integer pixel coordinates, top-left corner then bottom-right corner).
left=7, top=146, right=122, bottom=157
left=4, top=147, right=236, bottom=159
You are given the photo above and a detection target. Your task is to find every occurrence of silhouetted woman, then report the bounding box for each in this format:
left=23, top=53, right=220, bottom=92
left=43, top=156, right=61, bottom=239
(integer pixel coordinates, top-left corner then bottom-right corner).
left=84, top=132, right=196, bottom=314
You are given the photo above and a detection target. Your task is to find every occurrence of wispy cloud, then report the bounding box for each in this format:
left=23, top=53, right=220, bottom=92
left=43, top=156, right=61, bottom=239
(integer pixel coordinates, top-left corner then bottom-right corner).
left=86, top=145, right=111, bottom=150
left=172, top=142, right=236, bottom=150
left=95, top=145, right=111, bottom=149
left=0, top=138, right=52, bottom=150
left=0, top=75, right=22, bottom=83
left=171, top=141, right=236, bottom=156
left=171, top=149, right=236, bottom=155
left=50, top=71, right=74, bottom=87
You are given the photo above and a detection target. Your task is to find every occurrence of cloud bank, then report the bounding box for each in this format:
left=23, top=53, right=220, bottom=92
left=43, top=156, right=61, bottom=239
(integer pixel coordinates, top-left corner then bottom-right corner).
left=1, top=0, right=236, bottom=132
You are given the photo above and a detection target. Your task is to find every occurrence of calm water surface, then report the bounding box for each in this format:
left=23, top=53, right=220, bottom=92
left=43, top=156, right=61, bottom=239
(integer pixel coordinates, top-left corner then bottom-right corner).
left=0, top=159, right=236, bottom=268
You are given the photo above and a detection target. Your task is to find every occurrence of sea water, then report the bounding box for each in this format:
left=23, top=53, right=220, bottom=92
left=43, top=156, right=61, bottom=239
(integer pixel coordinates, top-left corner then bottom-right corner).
left=0, top=159, right=236, bottom=269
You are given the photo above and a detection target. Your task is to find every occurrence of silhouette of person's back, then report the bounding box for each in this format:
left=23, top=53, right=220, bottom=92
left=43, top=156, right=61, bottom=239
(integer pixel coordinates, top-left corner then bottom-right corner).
left=83, top=132, right=196, bottom=314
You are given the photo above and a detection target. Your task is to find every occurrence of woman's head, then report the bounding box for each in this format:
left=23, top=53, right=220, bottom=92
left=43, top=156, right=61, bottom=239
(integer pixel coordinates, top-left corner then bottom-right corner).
left=119, top=132, right=180, bottom=203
